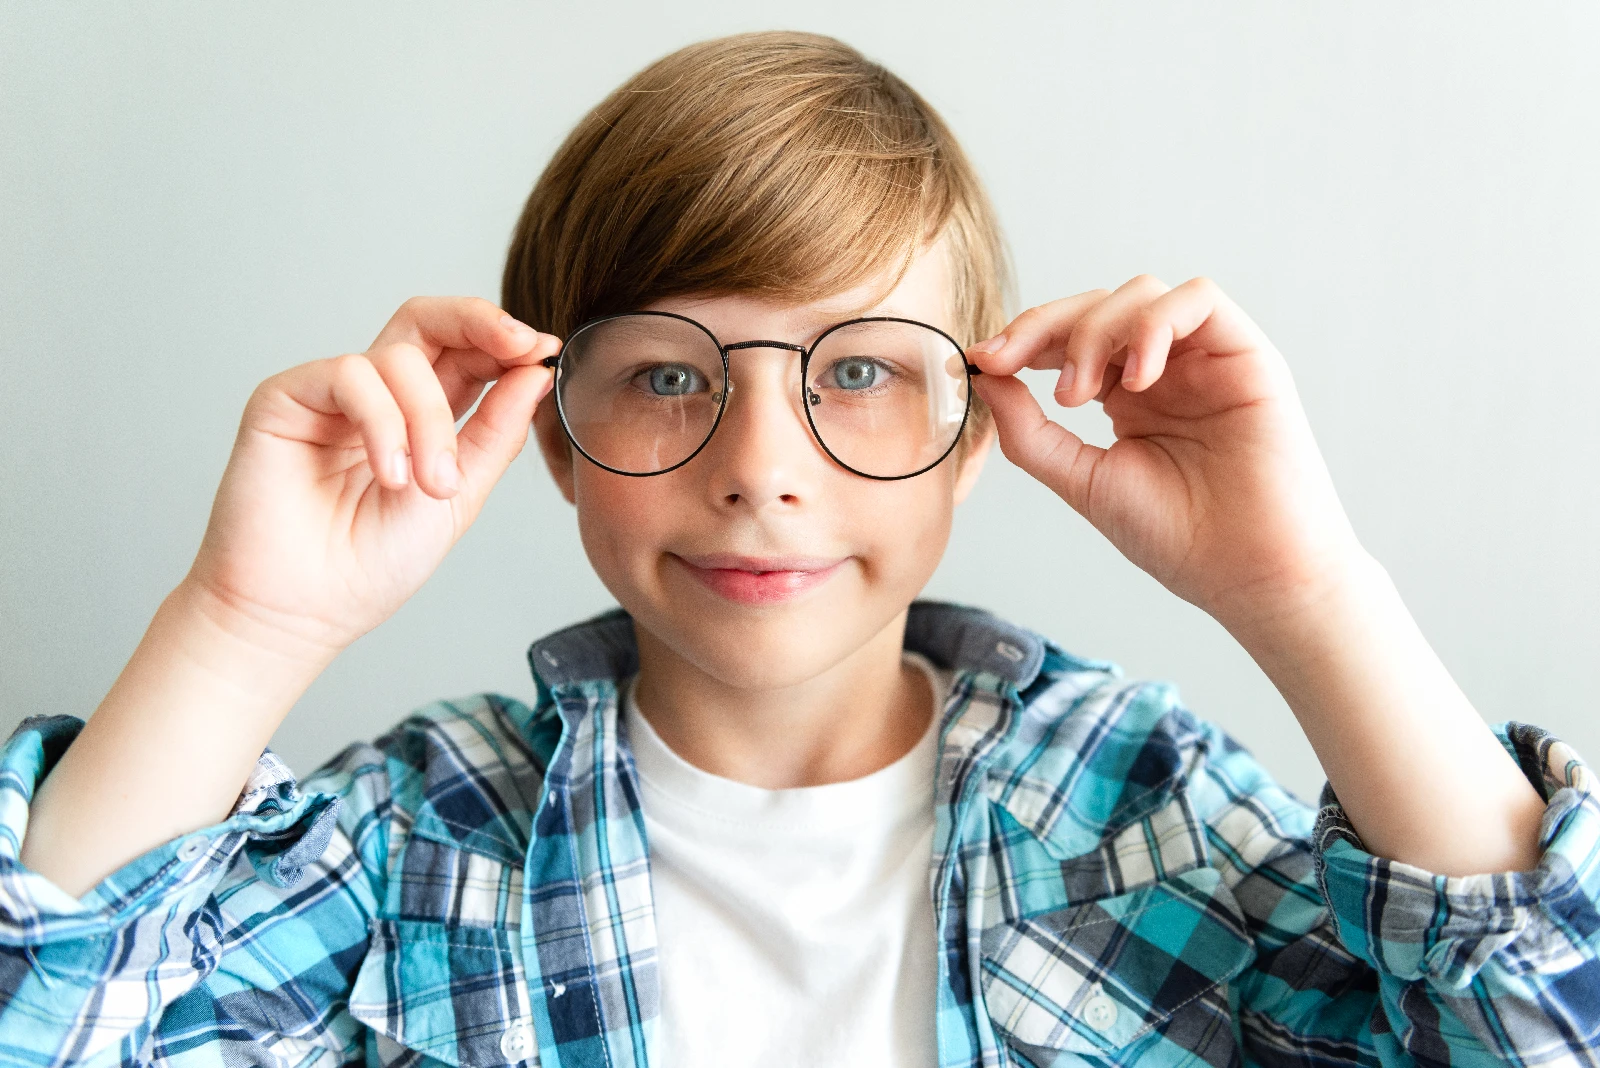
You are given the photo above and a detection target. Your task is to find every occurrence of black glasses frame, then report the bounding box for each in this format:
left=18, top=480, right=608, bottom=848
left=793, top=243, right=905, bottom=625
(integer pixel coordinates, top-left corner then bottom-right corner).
left=540, top=310, right=985, bottom=481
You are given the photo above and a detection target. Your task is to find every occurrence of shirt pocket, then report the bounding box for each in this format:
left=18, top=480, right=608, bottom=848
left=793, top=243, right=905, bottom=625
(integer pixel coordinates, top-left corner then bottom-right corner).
left=349, top=918, right=538, bottom=1067
left=980, top=866, right=1254, bottom=1068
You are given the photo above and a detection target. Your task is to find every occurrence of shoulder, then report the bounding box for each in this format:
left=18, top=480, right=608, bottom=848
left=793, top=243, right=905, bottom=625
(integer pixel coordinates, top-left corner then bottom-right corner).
left=990, top=629, right=1313, bottom=861
left=301, top=691, right=550, bottom=868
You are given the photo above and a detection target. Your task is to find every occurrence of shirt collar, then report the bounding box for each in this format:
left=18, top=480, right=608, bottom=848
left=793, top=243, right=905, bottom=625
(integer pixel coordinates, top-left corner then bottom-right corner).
left=525, top=598, right=1048, bottom=707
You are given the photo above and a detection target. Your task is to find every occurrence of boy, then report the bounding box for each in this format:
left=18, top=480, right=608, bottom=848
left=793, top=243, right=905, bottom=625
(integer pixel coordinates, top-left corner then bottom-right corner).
left=3, top=28, right=1596, bottom=1068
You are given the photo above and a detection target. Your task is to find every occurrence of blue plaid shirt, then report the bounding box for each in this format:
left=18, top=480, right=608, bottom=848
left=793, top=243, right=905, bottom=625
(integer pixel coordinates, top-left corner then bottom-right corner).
left=1, top=599, right=1597, bottom=1067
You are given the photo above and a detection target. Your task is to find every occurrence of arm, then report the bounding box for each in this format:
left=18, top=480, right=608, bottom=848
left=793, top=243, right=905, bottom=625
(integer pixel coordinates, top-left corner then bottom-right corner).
left=20, top=580, right=334, bottom=898
left=20, top=297, right=558, bottom=897
left=969, top=273, right=1597, bottom=1060
left=969, top=275, right=1542, bottom=877
left=0, top=716, right=384, bottom=1068
left=1189, top=709, right=1600, bottom=1063
left=1222, top=550, right=1545, bottom=876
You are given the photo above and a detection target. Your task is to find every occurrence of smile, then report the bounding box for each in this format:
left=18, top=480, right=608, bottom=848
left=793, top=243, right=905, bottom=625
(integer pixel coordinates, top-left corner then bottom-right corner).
left=671, top=553, right=846, bottom=606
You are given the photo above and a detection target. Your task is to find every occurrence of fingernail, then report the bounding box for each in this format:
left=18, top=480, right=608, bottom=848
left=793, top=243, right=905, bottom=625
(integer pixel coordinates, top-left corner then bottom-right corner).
left=969, top=334, right=1007, bottom=356
left=1055, top=362, right=1077, bottom=401
left=501, top=314, right=536, bottom=338
left=389, top=449, right=410, bottom=486
left=434, top=452, right=459, bottom=492
left=1122, top=352, right=1140, bottom=385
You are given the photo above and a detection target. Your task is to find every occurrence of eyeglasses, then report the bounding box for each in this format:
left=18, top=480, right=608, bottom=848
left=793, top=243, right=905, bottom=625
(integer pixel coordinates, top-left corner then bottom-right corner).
left=540, top=311, right=983, bottom=481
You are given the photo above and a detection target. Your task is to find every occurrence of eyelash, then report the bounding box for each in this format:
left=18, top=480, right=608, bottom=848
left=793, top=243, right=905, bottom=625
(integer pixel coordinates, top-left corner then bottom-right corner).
left=628, top=363, right=711, bottom=398
left=815, top=356, right=897, bottom=396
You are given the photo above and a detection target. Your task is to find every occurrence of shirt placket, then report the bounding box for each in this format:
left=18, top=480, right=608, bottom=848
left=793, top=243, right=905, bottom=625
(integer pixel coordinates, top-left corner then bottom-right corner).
left=930, top=671, right=1022, bottom=1068
left=521, top=680, right=659, bottom=1068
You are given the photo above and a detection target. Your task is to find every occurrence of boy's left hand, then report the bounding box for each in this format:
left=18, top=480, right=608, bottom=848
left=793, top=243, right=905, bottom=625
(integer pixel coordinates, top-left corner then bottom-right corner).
left=968, top=274, right=1366, bottom=632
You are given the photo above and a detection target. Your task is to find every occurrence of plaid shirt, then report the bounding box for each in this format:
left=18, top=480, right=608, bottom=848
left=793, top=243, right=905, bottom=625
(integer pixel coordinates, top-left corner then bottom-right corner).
left=2, top=599, right=1597, bottom=1067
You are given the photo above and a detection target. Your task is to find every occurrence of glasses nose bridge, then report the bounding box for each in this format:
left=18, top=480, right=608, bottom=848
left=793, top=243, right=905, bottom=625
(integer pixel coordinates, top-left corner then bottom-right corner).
left=712, top=336, right=815, bottom=426
left=721, top=339, right=808, bottom=357
left=715, top=338, right=812, bottom=401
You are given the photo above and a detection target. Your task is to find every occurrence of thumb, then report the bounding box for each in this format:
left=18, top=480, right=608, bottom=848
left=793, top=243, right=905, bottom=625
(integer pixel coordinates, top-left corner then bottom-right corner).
left=972, top=372, right=1104, bottom=516
left=453, top=363, right=554, bottom=510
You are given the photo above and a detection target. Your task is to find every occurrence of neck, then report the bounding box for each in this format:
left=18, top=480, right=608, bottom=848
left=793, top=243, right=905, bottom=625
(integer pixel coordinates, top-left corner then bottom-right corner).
left=630, top=608, right=933, bottom=789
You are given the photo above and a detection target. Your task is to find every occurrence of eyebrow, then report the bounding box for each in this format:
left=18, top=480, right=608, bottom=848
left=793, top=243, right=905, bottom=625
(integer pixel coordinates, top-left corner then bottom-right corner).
left=790, top=304, right=911, bottom=339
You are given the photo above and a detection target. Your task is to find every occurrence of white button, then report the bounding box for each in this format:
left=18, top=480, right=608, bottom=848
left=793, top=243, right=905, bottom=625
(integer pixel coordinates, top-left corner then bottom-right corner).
left=551, top=981, right=566, bottom=998
left=1084, top=992, right=1118, bottom=1032
left=176, top=838, right=207, bottom=862
left=547, top=791, right=557, bottom=806
left=499, top=1021, right=535, bottom=1061
left=995, top=640, right=1025, bottom=663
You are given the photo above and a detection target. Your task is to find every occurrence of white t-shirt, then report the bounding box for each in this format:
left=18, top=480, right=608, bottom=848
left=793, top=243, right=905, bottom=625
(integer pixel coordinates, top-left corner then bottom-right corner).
left=622, top=651, right=951, bottom=1068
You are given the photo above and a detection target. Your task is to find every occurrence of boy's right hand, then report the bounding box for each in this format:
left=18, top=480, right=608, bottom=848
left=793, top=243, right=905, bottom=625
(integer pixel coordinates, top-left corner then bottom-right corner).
left=186, top=296, right=561, bottom=661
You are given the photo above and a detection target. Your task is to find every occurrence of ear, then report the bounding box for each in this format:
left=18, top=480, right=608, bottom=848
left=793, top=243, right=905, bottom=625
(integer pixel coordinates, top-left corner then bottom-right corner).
left=951, top=420, right=994, bottom=507
left=533, top=396, right=577, bottom=505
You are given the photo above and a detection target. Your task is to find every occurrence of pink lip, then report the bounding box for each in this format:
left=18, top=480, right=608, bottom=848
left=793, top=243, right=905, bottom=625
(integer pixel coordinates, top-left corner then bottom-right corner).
left=671, top=552, right=847, bottom=606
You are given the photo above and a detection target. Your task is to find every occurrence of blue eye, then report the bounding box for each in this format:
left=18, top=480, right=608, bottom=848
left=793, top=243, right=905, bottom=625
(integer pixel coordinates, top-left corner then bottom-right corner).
left=647, top=364, right=706, bottom=396
left=832, top=358, right=879, bottom=390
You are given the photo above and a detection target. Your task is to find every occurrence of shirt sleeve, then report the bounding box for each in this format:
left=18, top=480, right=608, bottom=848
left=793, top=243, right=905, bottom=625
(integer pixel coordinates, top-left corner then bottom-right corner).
left=0, top=713, right=393, bottom=1067
left=1313, top=720, right=1600, bottom=1063
left=1194, top=715, right=1600, bottom=1066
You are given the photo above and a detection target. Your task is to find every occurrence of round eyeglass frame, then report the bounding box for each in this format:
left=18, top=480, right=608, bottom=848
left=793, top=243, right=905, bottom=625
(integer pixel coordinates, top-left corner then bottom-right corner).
left=539, top=309, right=985, bottom=481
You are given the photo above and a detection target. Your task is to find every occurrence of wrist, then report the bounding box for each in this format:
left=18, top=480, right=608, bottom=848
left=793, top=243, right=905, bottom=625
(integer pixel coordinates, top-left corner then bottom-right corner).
left=1211, top=549, right=1396, bottom=674
left=158, top=578, right=342, bottom=714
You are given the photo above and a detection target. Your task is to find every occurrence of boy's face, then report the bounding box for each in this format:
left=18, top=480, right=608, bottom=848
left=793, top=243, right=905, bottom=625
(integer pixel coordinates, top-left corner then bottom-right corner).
left=533, top=243, right=993, bottom=690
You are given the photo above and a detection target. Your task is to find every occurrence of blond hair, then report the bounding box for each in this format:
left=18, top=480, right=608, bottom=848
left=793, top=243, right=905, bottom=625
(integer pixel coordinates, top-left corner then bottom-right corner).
left=501, top=30, right=1011, bottom=457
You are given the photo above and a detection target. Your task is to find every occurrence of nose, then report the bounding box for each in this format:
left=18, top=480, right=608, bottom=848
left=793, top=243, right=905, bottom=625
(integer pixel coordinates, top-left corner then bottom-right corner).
left=697, top=346, right=827, bottom=510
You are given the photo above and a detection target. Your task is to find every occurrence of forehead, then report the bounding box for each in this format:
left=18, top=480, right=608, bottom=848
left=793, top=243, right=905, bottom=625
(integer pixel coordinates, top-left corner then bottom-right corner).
left=640, top=238, right=955, bottom=347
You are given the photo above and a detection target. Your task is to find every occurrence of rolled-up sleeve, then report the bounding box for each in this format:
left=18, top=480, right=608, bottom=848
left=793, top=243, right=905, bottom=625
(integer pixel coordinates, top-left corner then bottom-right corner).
left=1314, top=720, right=1600, bottom=1061
left=0, top=713, right=367, bottom=1067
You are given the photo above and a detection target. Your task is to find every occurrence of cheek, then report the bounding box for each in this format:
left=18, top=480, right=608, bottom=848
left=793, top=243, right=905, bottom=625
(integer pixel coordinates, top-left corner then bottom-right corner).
left=846, top=475, right=958, bottom=583
left=572, top=468, right=674, bottom=591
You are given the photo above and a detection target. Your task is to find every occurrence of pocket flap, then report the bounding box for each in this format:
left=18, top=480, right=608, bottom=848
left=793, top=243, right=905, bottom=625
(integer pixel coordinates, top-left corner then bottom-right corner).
left=981, top=867, right=1253, bottom=1065
left=350, top=919, right=537, bottom=1067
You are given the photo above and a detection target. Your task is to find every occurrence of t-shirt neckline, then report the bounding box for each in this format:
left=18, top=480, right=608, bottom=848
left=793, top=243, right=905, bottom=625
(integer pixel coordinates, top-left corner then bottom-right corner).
left=622, top=651, right=947, bottom=835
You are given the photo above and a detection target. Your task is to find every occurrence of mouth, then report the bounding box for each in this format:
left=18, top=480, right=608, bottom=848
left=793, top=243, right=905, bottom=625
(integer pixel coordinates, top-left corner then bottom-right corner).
left=670, top=552, right=847, bottom=606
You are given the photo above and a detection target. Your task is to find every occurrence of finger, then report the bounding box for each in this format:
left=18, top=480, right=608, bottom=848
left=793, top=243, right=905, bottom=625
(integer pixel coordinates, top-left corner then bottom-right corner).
left=1059, top=275, right=1172, bottom=407
left=966, top=290, right=1112, bottom=378
left=970, top=372, right=1105, bottom=516
left=453, top=363, right=556, bottom=510
left=369, top=295, right=548, bottom=368
left=434, top=332, right=562, bottom=420
left=272, top=355, right=412, bottom=489
left=367, top=342, right=462, bottom=498
left=1123, top=276, right=1274, bottom=391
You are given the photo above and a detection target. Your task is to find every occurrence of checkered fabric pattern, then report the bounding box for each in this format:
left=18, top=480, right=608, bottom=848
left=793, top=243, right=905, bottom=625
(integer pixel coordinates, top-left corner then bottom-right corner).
left=1, top=599, right=1596, bottom=1067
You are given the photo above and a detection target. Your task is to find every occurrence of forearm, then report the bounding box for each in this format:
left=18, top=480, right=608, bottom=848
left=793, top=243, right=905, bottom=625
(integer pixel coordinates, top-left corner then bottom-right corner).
left=1224, top=552, right=1545, bottom=876
left=20, top=579, right=337, bottom=896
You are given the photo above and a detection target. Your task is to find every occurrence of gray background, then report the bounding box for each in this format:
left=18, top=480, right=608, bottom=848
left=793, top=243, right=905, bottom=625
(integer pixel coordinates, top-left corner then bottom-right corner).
left=4, top=4, right=1596, bottom=804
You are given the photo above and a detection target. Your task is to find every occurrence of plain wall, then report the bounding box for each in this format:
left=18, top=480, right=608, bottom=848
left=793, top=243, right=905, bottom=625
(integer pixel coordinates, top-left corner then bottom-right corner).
left=3, top=3, right=1596, bottom=805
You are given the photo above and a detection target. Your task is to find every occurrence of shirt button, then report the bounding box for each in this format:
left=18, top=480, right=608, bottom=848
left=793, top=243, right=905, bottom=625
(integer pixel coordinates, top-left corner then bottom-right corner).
left=499, top=1021, right=535, bottom=1061
left=176, top=838, right=207, bottom=862
left=1084, top=992, right=1118, bottom=1032
left=995, top=640, right=1025, bottom=663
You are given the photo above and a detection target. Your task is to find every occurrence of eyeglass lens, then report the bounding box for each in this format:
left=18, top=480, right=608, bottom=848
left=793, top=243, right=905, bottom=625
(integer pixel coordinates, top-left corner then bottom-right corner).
left=554, top=314, right=970, bottom=478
